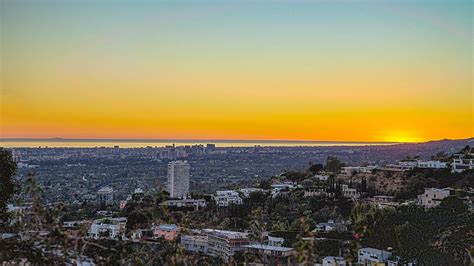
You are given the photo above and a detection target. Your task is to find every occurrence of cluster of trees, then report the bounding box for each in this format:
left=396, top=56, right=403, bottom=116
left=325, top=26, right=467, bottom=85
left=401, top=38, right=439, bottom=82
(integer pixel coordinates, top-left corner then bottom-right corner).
left=394, top=168, right=474, bottom=200
left=352, top=197, right=473, bottom=265
left=0, top=149, right=198, bottom=264
left=3, top=147, right=472, bottom=265
left=280, top=156, right=345, bottom=184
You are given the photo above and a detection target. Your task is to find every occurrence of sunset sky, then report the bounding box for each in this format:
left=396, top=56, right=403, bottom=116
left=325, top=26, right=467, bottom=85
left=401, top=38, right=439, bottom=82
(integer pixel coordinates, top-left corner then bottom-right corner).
left=1, top=0, right=472, bottom=142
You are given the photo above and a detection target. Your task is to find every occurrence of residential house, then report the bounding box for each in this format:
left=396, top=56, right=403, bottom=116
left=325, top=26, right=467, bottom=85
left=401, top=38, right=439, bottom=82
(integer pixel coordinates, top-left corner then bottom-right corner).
left=323, top=256, right=346, bottom=266
left=203, top=229, right=249, bottom=261
left=243, top=244, right=294, bottom=261
left=452, top=153, right=474, bottom=173
left=358, top=247, right=392, bottom=265
left=417, top=188, right=454, bottom=208
left=161, top=198, right=207, bottom=210
left=153, top=224, right=179, bottom=240
left=88, top=217, right=127, bottom=239
left=181, top=234, right=208, bottom=253
left=417, top=160, right=447, bottom=169
left=215, top=190, right=243, bottom=207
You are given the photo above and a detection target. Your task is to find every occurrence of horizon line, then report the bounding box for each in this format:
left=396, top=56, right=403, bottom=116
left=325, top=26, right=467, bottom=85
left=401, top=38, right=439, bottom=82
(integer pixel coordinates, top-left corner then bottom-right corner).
left=1, top=137, right=472, bottom=144
left=1, top=137, right=400, bottom=144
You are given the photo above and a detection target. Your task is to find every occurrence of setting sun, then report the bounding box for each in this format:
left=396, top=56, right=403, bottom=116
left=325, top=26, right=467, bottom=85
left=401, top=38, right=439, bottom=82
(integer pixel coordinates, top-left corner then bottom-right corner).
left=381, top=131, right=424, bottom=143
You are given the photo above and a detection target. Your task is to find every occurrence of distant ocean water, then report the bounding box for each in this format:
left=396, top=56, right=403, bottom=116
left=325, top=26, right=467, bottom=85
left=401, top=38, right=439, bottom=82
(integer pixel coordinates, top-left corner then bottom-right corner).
left=0, top=139, right=397, bottom=148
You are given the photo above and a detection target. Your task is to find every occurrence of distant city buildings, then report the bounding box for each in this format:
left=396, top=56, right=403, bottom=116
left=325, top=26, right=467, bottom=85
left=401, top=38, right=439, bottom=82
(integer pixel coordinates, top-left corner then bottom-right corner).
left=160, top=145, right=188, bottom=160
left=206, top=144, right=216, bottom=153
left=96, top=186, right=114, bottom=208
left=167, top=160, right=190, bottom=198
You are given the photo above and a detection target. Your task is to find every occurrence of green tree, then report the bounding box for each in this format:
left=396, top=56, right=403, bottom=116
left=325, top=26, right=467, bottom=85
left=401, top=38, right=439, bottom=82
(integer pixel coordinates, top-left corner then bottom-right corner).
left=258, top=179, right=272, bottom=190
left=0, top=148, right=18, bottom=230
left=309, top=163, right=324, bottom=174
left=325, top=156, right=345, bottom=173
left=126, top=210, right=153, bottom=231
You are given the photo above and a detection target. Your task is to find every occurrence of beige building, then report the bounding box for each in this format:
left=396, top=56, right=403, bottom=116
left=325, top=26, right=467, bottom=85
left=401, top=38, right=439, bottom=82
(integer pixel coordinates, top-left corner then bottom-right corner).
left=417, top=188, right=453, bottom=208
left=167, top=160, right=190, bottom=198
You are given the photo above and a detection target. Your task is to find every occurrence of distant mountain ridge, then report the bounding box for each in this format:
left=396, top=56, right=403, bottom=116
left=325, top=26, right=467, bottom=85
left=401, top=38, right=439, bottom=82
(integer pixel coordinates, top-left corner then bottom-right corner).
left=384, top=137, right=474, bottom=158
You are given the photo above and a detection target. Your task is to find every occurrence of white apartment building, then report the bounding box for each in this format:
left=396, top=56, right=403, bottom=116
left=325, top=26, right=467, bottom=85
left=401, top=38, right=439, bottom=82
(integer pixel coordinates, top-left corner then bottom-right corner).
left=340, top=184, right=360, bottom=199
left=243, top=244, right=294, bottom=259
left=203, top=229, right=249, bottom=261
left=342, top=166, right=377, bottom=176
left=239, top=187, right=265, bottom=198
left=382, top=162, right=416, bottom=171
left=417, top=187, right=453, bottom=208
left=417, top=160, right=447, bottom=169
left=323, top=256, right=346, bottom=266
left=452, top=153, right=474, bottom=173
left=268, top=236, right=284, bottom=247
left=215, top=190, right=243, bottom=207
left=167, top=160, right=190, bottom=198
left=271, top=182, right=297, bottom=198
left=181, top=234, right=209, bottom=253
left=88, top=217, right=127, bottom=239
left=313, top=220, right=337, bottom=232
left=96, top=186, right=114, bottom=208
left=161, top=198, right=206, bottom=210
left=358, top=247, right=392, bottom=265
left=314, top=174, right=329, bottom=181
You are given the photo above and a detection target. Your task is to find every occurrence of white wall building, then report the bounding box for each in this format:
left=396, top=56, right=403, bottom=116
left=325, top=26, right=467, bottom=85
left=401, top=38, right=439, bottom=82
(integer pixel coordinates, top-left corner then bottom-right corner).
left=167, top=160, right=190, bottom=198
left=271, top=182, right=297, bottom=198
left=215, top=190, right=243, bottom=207
left=88, top=217, right=127, bottom=240
left=358, top=247, right=392, bottom=265
left=268, top=236, right=284, bottom=247
left=96, top=186, right=114, bottom=208
left=342, top=185, right=360, bottom=199
left=239, top=187, right=265, bottom=198
left=314, top=174, right=329, bottom=181
left=342, top=166, right=377, bottom=176
left=161, top=198, right=206, bottom=210
left=417, top=188, right=453, bottom=208
left=243, top=244, right=294, bottom=259
left=452, top=153, right=474, bottom=173
left=417, top=160, right=447, bottom=169
left=181, top=234, right=209, bottom=253
left=313, top=220, right=336, bottom=232
left=203, top=229, right=249, bottom=261
left=323, top=256, right=346, bottom=266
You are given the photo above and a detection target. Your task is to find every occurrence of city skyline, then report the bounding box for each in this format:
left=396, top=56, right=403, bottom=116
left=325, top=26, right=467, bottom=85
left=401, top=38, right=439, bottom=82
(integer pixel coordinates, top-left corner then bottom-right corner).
left=1, top=0, right=473, bottom=143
